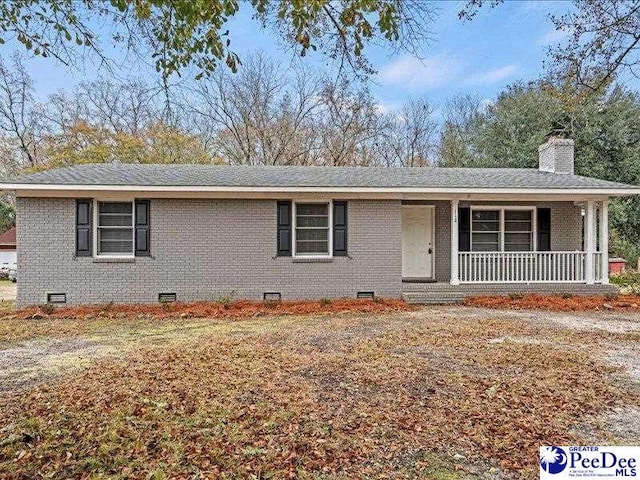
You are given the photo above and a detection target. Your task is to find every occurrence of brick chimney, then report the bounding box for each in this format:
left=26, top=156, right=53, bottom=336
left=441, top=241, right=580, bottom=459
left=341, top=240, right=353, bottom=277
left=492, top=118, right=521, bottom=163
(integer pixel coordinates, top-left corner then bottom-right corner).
left=538, top=132, right=574, bottom=175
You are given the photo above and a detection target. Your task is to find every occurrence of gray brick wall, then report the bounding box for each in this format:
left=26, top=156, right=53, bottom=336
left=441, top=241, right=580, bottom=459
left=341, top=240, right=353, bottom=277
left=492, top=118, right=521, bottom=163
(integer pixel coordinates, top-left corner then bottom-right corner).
left=16, top=197, right=586, bottom=306
left=16, top=198, right=403, bottom=306
left=433, top=200, right=451, bottom=282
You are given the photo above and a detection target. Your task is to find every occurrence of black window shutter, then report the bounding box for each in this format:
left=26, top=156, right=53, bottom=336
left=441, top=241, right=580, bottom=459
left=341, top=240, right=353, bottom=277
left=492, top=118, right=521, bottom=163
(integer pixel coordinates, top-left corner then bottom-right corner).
left=333, top=201, right=348, bottom=256
left=277, top=201, right=292, bottom=256
left=135, top=200, right=151, bottom=256
left=76, top=199, right=92, bottom=256
left=458, top=207, right=471, bottom=252
left=537, top=207, right=551, bottom=251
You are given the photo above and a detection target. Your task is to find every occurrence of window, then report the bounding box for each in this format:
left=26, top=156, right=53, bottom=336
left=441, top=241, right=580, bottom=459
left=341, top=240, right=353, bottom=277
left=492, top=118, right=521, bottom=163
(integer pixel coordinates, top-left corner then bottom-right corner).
left=97, top=201, right=134, bottom=256
left=294, top=202, right=330, bottom=256
left=504, top=210, right=533, bottom=251
left=471, top=210, right=500, bottom=251
left=470, top=207, right=535, bottom=252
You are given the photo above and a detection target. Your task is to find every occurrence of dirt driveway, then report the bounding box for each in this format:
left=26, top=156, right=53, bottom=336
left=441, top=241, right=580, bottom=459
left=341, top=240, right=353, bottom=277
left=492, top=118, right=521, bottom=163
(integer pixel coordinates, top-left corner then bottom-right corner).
left=0, top=280, right=16, bottom=302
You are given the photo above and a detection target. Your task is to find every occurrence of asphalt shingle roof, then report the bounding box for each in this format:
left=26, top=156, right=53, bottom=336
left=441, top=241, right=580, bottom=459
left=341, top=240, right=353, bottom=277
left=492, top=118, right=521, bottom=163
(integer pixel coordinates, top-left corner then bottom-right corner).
left=4, top=163, right=639, bottom=190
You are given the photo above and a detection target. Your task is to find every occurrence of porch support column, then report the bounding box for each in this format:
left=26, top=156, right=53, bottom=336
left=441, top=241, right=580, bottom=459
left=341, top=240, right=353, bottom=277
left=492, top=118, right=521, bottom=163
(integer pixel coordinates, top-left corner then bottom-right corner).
left=600, top=200, right=609, bottom=284
left=585, top=200, right=595, bottom=285
left=450, top=199, right=459, bottom=285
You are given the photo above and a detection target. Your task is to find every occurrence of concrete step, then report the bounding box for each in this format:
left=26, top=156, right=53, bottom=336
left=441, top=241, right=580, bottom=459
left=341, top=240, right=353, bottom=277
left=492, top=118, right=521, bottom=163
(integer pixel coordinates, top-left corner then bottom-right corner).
left=402, top=282, right=620, bottom=304
left=402, top=292, right=465, bottom=305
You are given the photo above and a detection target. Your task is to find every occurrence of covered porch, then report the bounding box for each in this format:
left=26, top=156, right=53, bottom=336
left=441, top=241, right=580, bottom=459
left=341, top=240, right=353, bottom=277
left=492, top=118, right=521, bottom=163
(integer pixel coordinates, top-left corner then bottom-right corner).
left=451, top=199, right=609, bottom=285
left=401, top=198, right=611, bottom=289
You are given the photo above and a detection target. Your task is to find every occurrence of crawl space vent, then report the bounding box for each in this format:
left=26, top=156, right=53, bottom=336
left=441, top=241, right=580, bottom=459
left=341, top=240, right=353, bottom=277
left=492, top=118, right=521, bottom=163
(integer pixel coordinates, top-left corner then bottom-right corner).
left=263, top=292, right=282, bottom=302
left=158, top=292, right=177, bottom=303
left=47, top=293, right=67, bottom=304
left=356, top=291, right=375, bottom=300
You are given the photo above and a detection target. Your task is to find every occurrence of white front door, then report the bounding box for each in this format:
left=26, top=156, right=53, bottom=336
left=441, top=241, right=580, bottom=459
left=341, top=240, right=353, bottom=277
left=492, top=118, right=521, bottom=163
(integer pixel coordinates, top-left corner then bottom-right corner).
left=402, top=206, right=434, bottom=279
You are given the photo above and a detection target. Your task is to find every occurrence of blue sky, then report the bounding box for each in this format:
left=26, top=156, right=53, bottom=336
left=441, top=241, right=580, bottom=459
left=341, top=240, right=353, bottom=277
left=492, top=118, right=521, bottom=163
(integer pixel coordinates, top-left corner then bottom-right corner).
left=11, top=1, right=574, bottom=110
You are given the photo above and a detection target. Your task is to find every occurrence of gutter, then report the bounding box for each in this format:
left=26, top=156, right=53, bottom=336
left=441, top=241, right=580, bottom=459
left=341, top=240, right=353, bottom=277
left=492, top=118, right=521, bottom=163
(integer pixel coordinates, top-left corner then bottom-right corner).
left=1, top=183, right=640, bottom=196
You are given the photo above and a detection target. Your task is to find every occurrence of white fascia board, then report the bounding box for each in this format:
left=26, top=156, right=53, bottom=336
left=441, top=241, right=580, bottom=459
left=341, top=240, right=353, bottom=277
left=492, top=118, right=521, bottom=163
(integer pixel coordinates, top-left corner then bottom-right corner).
left=2, top=183, right=640, bottom=196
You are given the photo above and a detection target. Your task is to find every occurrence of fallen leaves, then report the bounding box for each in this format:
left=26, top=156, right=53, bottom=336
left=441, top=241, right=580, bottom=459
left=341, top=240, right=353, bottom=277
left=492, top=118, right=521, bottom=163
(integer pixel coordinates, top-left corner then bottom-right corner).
left=9, top=298, right=413, bottom=321
left=0, top=313, right=636, bottom=478
left=464, top=294, right=640, bottom=312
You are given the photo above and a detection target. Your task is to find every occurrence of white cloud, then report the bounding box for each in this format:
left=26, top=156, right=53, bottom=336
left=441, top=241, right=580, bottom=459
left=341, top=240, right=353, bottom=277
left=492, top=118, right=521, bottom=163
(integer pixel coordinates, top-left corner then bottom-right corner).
left=378, top=54, right=461, bottom=89
left=537, top=28, right=568, bottom=46
left=374, top=101, right=398, bottom=115
left=464, top=65, right=518, bottom=86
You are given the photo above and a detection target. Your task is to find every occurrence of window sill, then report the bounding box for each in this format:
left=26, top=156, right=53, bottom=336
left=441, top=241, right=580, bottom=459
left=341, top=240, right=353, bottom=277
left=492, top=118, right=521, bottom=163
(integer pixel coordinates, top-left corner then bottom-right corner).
left=292, top=256, right=334, bottom=263
left=92, top=256, right=135, bottom=263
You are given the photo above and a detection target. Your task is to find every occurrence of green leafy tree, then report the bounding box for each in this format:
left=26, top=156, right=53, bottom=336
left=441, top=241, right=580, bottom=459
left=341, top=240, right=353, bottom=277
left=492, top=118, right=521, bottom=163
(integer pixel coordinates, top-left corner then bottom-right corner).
left=0, top=201, right=15, bottom=233
left=475, top=83, right=562, bottom=168
left=441, top=79, right=640, bottom=263
left=0, top=0, right=435, bottom=79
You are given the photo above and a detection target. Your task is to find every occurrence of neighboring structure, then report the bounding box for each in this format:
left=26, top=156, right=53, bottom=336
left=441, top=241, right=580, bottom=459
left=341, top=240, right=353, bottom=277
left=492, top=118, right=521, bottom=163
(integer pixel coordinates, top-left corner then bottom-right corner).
left=609, top=257, right=627, bottom=275
left=0, top=226, right=16, bottom=271
left=1, top=136, right=640, bottom=306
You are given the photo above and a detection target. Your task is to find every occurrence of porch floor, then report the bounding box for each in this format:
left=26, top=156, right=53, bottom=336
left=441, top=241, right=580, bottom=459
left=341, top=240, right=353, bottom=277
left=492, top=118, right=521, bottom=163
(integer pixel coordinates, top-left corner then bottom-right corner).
left=402, top=281, right=619, bottom=304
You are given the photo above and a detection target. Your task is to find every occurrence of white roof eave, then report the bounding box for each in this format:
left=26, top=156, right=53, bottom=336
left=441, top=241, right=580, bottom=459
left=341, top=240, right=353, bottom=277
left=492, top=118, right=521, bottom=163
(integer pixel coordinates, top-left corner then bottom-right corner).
left=1, top=183, right=640, bottom=197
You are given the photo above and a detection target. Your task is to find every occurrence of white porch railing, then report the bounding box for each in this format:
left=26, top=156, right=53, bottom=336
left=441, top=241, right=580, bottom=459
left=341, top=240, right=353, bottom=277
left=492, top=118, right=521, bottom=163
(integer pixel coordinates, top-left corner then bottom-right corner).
left=458, top=252, right=603, bottom=284
left=594, top=251, right=602, bottom=281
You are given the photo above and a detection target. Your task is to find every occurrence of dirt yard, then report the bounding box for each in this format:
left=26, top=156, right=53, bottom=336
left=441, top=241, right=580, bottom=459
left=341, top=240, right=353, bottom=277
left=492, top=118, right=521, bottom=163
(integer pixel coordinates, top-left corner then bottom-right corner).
left=0, top=280, right=16, bottom=303
left=0, top=305, right=638, bottom=478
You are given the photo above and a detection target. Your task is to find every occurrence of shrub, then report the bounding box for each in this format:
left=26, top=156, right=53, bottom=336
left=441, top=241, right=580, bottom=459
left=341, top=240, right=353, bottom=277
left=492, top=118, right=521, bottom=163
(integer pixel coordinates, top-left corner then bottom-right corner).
left=604, top=292, right=619, bottom=301
left=610, top=228, right=640, bottom=267
left=319, top=298, right=331, bottom=307
left=508, top=293, right=524, bottom=300
left=217, top=290, right=237, bottom=308
left=38, top=304, right=55, bottom=315
left=610, top=270, right=640, bottom=287
left=561, top=293, right=574, bottom=299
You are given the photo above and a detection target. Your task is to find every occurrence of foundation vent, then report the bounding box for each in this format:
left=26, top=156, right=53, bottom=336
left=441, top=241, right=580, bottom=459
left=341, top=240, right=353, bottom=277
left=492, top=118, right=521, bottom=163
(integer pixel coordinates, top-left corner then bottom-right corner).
left=47, top=293, right=67, bottom=304
left=263, top=292, right=282, bottom=302
left=158, top=292, right=177, bottom=303
left=357, top=291, right=375, bottom=300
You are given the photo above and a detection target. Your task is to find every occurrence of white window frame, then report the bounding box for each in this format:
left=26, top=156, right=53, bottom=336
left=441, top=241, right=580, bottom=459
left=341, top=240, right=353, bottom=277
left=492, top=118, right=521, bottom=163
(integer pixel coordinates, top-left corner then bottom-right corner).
left=292, top=200, right=333, bottom=258
left=93, top=199, right=135, bottom=258
left=470, top=206, right=537, bottom=252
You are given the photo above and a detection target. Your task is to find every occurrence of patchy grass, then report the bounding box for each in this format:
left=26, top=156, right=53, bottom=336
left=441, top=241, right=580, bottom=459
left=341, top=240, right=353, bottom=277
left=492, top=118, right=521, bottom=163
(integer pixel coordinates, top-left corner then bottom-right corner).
left=464, top=293, right=640, bottom=311
left=0, top=311, right=637, bottom=479
left=0, top=300, right=14, bottom=315
left=0, top=314, right=206, bottom=349
left=0, top=298, right=413, bottom=347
